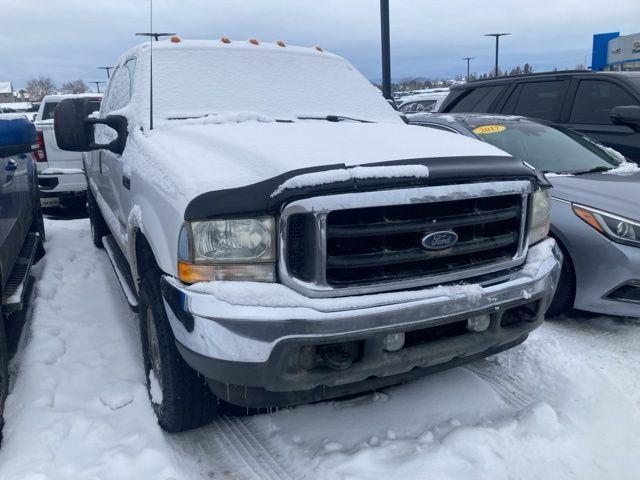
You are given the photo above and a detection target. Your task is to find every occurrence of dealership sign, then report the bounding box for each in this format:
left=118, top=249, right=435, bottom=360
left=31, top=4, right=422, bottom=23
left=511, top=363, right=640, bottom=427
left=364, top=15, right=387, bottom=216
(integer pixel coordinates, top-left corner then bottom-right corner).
left=607, top=33, right=640, bottom=64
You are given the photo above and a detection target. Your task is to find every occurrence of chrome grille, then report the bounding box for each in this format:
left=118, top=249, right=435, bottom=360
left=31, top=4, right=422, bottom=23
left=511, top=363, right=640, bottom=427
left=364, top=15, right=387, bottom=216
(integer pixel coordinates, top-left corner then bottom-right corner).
left=279, top=181, right=533, bottom=298
left=325, top=195, right=522, bottom=286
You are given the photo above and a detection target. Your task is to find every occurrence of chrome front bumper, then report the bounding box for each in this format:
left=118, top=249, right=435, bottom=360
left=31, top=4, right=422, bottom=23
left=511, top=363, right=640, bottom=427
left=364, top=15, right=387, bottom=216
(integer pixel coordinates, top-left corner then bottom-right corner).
left=162, top=239, right=562, bottom=365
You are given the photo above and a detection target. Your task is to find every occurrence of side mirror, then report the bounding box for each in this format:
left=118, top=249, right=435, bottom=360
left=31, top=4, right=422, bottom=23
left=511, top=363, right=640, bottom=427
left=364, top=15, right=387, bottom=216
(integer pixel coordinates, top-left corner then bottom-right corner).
left=387, top=98, right=399, bottom=111
left=610, top=105, right=640, bottom=132
left=54, top=98, right=128, bottom=154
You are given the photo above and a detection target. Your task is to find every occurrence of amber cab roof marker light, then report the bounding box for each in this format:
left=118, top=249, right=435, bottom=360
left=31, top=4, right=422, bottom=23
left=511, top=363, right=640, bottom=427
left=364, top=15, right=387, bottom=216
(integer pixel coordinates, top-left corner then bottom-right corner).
left=221, top=36, right=231, bottom=44
left=314, top=45, right=324, bottom=52
left=249, top=38, right=259, bottom=45
left=170, top=35, right=181, bottom=43
left=276, top=40, right=286, bottom=47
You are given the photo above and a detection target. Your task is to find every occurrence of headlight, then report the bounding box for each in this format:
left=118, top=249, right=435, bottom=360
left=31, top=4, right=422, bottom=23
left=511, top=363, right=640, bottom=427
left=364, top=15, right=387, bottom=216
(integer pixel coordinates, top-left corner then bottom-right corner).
left=528, top=189, right=551, bottom=245
left=177, top=217, right=276, bottom=283
left=572, top=204, right=640, bottom=247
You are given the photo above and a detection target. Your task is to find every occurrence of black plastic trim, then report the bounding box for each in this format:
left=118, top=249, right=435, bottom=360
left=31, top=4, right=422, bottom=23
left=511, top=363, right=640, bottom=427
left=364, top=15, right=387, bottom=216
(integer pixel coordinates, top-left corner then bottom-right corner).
left=184, top=156, right=540, bottom=221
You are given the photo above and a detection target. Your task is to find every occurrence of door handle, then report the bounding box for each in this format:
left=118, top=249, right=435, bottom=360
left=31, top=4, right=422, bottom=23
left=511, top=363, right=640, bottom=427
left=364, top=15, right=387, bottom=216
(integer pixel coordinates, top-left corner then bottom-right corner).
left=5, top=159, right=17, bottom=172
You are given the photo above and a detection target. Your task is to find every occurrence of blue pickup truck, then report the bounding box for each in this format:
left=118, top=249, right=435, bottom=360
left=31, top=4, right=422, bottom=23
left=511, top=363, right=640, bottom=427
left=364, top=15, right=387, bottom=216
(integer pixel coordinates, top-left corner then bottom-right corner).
left=0, top=115, right=45, bottom=439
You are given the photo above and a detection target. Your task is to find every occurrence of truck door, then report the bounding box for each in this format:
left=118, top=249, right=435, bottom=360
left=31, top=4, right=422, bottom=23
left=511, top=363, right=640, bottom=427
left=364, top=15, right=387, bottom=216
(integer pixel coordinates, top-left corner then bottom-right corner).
left=95, top=59, right=136, bottom=248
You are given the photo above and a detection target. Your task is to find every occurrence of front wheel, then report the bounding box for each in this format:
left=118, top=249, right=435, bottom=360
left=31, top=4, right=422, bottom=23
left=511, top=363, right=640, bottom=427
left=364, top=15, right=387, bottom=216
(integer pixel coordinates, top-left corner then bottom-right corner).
left=138, top=271, right=218, bottom=432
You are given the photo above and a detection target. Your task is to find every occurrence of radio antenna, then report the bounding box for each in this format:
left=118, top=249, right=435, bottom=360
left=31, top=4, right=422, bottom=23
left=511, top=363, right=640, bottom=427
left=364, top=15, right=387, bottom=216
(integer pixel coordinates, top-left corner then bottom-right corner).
left=135, top=0, right=174, bottom=131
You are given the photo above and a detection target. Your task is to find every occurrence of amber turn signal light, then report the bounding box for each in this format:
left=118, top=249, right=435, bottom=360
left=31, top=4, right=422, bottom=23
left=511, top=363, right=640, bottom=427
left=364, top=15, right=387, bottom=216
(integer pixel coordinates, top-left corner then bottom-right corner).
left=572, top=205, right=603, bottom=232
left=177, top=261, right=213, bottom=283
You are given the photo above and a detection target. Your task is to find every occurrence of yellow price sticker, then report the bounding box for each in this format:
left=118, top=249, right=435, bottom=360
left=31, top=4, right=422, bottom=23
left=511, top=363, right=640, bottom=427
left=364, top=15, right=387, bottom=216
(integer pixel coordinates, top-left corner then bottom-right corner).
left=473, top=125, right=507, bottom=135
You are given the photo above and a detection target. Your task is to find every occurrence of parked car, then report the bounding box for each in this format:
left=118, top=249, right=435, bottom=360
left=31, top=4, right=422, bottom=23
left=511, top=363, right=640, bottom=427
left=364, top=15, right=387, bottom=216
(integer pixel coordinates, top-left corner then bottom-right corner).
left=0, top=115, right=45, bottom=440
left=34, top=93, right=102, bottom=209
left=398, top=90, right=449, bottom=114
left=54, top=38, right=561, bottom=432
left=439, top=71, right=640, bottom=163
left=411, top=112, right=640, bottom=317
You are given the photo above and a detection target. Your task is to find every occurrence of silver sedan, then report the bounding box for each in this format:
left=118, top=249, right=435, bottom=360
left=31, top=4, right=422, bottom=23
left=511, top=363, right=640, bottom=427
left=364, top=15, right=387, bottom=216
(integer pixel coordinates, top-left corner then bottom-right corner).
left=410, top=113, right=640, bottom=317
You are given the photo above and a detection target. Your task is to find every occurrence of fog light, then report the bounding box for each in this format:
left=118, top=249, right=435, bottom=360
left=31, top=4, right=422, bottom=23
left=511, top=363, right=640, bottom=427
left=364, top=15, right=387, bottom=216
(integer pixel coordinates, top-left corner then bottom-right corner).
left=383, top=332, right=405, bottom=352
left=467, top=314, right=490, bottom=332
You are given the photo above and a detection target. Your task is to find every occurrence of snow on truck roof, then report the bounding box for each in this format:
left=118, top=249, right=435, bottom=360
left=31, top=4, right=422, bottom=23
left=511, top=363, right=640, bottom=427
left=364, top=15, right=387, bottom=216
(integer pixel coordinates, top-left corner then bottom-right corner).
left=118, top=38, right=339, bottom=65
left=41, top=93, right=103, bottom=103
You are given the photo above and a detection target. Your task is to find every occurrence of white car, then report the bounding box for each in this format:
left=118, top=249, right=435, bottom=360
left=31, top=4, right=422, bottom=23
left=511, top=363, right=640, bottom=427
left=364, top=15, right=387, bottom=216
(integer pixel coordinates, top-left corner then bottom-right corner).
left=398, top=90, right=449, bottom=114
left=34, top=93, right=101, bottom=208
left=53, top=38, right=560, bottom=432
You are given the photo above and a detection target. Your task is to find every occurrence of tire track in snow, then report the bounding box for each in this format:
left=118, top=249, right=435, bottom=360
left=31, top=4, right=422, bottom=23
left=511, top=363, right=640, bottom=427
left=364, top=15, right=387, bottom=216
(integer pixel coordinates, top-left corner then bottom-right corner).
left=172, top=415, right=298, bottom=480
left=465, top=361, right=536, bottom=409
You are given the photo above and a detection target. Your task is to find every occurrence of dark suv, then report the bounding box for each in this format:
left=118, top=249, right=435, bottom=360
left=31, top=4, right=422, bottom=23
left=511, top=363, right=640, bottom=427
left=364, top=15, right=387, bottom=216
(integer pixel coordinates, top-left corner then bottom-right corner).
left=439, top=71, right=640, bottom=162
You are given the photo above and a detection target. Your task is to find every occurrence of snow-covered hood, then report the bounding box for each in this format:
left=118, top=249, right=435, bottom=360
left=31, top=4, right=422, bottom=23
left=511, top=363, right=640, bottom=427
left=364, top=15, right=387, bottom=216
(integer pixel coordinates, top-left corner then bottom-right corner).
left=550, top=171, right=640, bottom=221
left=137, top=121, right=512, bottom=203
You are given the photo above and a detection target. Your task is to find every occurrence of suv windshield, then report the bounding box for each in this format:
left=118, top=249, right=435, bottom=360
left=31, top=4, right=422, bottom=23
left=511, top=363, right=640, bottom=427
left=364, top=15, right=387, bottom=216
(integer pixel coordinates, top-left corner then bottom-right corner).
left=468, top=121, right=622, bottom=174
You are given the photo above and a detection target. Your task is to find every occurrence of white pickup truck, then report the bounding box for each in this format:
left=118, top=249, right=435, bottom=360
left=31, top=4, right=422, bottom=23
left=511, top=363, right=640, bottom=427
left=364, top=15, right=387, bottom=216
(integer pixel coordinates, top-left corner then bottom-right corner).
left=34, top=93, right=101, bottom=208
left=54, top=38, right=561, bottom=432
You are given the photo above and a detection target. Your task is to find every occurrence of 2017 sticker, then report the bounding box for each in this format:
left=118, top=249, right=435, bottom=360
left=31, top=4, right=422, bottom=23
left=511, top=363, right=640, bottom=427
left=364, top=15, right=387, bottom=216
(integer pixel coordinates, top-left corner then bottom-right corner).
left=473, top=125, right=507, bottom=135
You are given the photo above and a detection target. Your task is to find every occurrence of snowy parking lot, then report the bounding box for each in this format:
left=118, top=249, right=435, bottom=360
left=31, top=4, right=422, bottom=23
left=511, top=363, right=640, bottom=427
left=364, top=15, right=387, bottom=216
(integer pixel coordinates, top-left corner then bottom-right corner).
left=0, top=216, right=639, bottom=480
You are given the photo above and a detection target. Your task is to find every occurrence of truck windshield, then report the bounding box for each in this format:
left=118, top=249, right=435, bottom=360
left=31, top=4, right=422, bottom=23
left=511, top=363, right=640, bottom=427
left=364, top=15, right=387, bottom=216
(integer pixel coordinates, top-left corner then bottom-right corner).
left=469, top=121, right=623, bottom=174
left=148, top=44, right=401, bottom=127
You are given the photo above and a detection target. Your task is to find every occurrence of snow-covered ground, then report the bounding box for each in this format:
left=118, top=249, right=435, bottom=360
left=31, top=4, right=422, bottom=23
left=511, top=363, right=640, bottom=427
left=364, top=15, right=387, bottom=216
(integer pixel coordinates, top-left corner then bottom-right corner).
left=0, top=218, right=639, bottom=479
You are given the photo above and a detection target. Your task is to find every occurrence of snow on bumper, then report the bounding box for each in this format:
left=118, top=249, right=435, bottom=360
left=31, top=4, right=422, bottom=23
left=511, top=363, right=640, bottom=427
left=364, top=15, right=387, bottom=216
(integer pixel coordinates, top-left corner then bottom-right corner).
left=161, top=239, right=561, bottom=364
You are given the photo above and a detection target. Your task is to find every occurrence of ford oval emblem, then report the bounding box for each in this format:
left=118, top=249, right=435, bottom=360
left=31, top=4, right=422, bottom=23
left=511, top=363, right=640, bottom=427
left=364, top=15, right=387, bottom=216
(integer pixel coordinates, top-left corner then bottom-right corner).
left=421, top=231, right=458, bottom=251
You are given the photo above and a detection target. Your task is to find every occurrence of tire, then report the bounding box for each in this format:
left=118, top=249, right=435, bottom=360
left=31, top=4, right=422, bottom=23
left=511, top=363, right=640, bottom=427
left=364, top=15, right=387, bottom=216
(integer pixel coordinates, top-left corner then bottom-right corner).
left=546, top=245, right=576, bottom=317
left=0, top=303, right=9, bottom=445
left=138, top=270, right=217, bottom=432
left=87, top=188, right=109, bottom=249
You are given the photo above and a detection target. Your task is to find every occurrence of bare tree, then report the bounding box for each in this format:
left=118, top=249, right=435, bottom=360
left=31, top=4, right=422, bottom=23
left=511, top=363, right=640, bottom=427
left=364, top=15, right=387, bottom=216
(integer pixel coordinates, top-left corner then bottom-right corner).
left=61, top=79, right=89, bottom=94
left=25, top=76, right=56, bottom=102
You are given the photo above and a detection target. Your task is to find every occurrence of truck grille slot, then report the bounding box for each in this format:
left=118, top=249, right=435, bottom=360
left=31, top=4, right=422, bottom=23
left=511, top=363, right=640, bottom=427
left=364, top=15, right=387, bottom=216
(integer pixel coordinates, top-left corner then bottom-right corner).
left=279, top=181, right=532, bottom=297
left=324, top=196, right=523, bottom=286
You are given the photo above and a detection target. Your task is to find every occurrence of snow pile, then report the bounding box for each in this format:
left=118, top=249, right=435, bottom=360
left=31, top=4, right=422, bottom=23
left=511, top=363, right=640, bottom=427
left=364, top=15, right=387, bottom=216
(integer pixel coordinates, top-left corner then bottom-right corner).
left=159, top=110, right=274, bottom=128
left=603, top=161, right=640, bottom=176
left=0, top=219, right=183, bottom=480
left=250, top=333, right=640, bottom=480
left=271, top=164, right=430, bottom=196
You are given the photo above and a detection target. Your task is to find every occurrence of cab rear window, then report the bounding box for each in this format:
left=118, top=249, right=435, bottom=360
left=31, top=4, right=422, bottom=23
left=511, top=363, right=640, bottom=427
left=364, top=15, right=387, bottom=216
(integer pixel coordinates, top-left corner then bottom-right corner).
left=41, top=101, right=60, bottom=120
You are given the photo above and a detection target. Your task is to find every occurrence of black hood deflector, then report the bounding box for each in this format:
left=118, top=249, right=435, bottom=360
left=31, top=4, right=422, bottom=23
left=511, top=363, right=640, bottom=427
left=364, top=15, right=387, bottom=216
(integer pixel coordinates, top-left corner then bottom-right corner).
left=184, top=156, right=543, bottom=221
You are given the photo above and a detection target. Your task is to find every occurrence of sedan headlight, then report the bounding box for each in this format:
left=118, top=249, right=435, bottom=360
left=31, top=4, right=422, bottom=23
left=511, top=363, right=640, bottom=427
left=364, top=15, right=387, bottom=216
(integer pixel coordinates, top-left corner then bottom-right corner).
left=528, top=189, right=551, bottom=245
left=177, top=217, right=276, bottom=283
left=572, top=204, right=640, bottom=247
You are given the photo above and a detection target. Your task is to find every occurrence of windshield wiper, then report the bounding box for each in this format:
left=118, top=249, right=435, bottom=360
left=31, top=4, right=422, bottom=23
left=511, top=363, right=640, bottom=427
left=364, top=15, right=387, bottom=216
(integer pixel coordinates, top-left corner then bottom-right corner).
left=297, top=115, right=374, bottom=123
left=574, top=166, right=613, bottom=175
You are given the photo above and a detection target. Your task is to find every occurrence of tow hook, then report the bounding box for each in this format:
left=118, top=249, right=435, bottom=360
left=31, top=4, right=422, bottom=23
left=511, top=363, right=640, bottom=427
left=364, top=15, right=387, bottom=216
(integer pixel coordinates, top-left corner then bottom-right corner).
left=321, top=348, right=353, bottom=371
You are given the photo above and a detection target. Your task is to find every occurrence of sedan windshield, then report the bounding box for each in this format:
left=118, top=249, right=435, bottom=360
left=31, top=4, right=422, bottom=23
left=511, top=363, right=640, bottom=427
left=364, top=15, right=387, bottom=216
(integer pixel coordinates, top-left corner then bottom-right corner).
left=469, top=121, right=622, bottom=174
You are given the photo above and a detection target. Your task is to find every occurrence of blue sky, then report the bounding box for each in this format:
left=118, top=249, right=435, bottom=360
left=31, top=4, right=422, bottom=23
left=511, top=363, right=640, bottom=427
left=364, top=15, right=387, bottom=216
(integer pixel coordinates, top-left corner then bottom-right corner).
left=1, top=0, right=638, bottom=89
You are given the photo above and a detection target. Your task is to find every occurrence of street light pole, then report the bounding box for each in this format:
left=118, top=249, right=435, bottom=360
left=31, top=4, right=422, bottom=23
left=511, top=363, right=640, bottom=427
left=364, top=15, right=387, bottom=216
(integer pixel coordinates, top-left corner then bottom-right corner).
left=380, top=0, right=391, bottom=99
left=89, top=81, right=104, bottom=93
left=462, top=57, right=474, bottom=82
left=485, top=33, right=510, bottom=77
left=97, top=66, right=113, bottom=78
